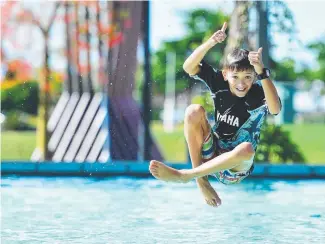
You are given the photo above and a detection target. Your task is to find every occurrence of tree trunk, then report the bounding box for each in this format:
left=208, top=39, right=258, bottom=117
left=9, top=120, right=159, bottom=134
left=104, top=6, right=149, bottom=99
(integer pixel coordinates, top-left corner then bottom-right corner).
left=96, top=1, right=106, bottom=91
left=142, top=1, right=151, bottom=160
left=44, top=35, right=50, bottom=159
left=37, top=3, right=60, bottom=160
left=107, top=1, right=162, bottom=161
left=256, top=1, right=270, bottom=68
left=37, top=33, right=50, bottom=160
left=65, top=2, right=73, bottom=93
left=85, top=5, right=93, bottom=93
left=222, top=1, right=251, bottom=65
left=74, top=2, right=82, bottom=93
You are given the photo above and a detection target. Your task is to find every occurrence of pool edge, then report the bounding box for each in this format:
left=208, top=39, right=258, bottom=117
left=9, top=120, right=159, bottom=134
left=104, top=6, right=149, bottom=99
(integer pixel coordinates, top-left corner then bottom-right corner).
left=1, top=161, right=325, bottom=179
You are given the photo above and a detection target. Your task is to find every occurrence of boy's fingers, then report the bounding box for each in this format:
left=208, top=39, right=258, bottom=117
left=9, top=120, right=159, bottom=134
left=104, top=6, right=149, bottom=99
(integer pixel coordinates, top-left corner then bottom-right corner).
left=249, top=48, right=263, bottom=54
left=221, top=22, right=227, bottom=32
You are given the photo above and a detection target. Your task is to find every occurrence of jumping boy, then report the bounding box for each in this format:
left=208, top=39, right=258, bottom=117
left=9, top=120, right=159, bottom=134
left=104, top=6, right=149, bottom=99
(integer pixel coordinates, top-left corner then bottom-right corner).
left=149, top=22, right=281, bottom=207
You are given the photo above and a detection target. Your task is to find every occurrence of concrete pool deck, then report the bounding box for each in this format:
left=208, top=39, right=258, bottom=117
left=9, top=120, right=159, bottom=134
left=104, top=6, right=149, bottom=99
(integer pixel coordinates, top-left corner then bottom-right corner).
left=1, top=161, right=325, bottom=179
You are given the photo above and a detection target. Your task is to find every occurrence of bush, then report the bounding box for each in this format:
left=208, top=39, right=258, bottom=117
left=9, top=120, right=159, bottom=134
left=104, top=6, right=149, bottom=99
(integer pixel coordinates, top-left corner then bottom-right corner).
left=192, top=93, right=214, bottom=113
left=256, top=122, right=306, bottom=163
left=1, top=81, right=39, bottom=115
left=2, top=111, right=35, bottom=131
left=191, top=93, right=215, bottom=122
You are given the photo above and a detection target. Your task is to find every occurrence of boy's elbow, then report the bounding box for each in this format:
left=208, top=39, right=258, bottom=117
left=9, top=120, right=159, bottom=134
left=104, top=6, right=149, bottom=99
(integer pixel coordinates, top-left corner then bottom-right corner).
left=183, top=63, right=191, bottom=74
left=269, top=105, right=281, bottom=115
left=183, top=63, right=199, bottom=76
left=182, top=63, right=188, bottom=72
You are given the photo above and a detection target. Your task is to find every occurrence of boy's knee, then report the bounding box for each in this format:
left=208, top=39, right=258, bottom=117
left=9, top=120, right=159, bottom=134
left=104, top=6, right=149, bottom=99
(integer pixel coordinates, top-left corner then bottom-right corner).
left=184, top=104, right=206, bottom=125
left=235, top=142, right=255, bottom=160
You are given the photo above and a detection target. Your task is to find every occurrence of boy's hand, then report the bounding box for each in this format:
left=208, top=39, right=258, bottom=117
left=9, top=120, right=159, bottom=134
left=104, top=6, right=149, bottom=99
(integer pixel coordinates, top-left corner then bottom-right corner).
left=208, top=22, right=227, bottom=46
left=248, top=47, right=264, bottom=74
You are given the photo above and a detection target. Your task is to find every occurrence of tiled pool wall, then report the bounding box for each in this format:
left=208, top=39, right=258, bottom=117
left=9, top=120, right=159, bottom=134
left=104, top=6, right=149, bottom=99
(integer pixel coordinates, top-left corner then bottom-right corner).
left=1, top=161, right=325, bottom=178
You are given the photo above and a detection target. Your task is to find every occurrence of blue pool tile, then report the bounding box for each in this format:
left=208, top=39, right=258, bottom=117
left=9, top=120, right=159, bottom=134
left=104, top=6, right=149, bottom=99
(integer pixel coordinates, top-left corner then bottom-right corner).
left=268, top=165, right=312, bottom=176
left=251, top=164, right=266, bottom=176
left=312, top=166, right=325, bottom=177
left=38, top=162, right=82, bottom=173
left=1, top=162, right=36, bottom=173
left=84, top=162, right=126, bottom=174
left=128, top=163, right=149, bottom=173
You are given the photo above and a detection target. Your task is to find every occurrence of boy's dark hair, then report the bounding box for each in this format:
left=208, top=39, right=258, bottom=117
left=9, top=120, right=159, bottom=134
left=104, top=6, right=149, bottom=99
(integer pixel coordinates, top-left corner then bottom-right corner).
left=223, top=48, right=254, bottom=72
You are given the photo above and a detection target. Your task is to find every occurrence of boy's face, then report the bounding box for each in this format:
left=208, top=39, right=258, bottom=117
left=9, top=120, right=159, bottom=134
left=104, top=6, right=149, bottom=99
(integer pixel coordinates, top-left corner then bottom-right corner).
left=222, top=69, right=256, bottom=97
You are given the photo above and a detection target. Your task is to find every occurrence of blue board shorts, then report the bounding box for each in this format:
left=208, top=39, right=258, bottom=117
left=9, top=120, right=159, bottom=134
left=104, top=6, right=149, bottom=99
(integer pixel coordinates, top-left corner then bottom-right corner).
left=201, top=129, right=254, bottom=185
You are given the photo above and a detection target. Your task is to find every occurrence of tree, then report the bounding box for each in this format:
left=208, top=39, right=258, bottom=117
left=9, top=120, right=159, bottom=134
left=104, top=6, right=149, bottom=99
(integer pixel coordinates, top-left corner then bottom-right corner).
left=272, top=58, right=298, bottom=82
left=151, top=9, right=229, bottom=94
left=0, top=2, right=17, bottom=65
left=150, top=6, right=307, bottom=163
left=267, top=1, right=297, bottom=50
left=266, top=1, right=299, bottom=81
left=299, top=39, right=325, bottom=82
left=222, top=1, right=251, bottom=65
left=12, top=2, right=60, bottom=159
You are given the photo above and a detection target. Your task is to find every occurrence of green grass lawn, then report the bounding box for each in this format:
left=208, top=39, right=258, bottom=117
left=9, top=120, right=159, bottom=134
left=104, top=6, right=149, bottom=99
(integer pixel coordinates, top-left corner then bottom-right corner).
left=1, top=130, right=36, bottom=160
left=150, top=122, right=187, bottom=163
left=281, top=124, right=325, bottom=164
left=1, top=123, right=325, bottom=164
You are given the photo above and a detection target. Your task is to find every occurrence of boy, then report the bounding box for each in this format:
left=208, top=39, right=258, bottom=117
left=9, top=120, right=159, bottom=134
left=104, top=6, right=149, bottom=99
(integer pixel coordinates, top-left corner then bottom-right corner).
left=149, top=22, right=281, bottom=207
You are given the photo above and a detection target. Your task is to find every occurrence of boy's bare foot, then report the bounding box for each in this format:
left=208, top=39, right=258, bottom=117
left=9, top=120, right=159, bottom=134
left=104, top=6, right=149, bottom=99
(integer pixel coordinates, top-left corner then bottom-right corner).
left=197, top=178, right=222, bottom=207
left=149, top=160, right=191, bottom=183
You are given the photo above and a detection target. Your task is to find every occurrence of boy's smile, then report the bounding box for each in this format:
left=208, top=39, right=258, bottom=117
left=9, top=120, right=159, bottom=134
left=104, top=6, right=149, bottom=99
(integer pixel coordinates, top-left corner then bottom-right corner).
left=222, top=69, right=256, bottom=97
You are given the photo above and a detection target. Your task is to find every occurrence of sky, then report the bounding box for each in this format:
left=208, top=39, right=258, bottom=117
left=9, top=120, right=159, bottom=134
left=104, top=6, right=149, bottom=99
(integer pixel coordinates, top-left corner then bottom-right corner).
left=2, top=0, right=325, bottom=73
left=150, top=0, right=325, bottom=70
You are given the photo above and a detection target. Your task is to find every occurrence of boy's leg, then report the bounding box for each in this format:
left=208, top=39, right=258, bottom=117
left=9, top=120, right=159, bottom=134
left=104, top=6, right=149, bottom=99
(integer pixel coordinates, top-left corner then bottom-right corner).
left=150, top=141, right=254, bottom=182
left=183, top=105, right=210, bottom=174
left=183, top=105, right=221, bottom=207
left=150, top=104, right=221, bottom=206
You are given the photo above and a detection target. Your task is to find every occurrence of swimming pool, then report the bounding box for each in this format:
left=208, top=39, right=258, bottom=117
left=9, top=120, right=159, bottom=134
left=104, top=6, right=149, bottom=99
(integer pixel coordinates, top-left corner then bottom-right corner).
left=2, top=176, right=325, bottom=244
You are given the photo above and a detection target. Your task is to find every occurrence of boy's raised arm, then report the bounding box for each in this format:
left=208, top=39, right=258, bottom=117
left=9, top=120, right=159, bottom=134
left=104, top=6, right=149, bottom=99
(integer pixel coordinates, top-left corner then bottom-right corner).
left=183, top=22, right=227, bottom=76
left=248, top=48, right=282, bottom=115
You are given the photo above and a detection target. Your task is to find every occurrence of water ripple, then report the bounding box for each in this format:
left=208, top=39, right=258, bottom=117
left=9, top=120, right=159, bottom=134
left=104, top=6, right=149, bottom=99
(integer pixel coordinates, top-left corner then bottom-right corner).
left=1, top=177, right=325, bottom=243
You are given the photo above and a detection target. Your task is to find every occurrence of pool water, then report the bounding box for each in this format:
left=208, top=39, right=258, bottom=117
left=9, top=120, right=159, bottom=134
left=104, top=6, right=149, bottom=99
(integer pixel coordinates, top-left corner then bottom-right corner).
left=2, top=176, right=325, bottom=244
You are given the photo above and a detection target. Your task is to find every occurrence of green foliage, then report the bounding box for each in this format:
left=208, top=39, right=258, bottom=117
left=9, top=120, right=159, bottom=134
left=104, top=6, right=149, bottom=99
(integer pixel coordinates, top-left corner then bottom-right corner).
left=267, top=2, right=325, bottom=83
left=266, top=1, right=301, bottom=82
left=1, top=111, right=34, bottom=131
left=2, top=111, right=21, bottom=130
left=272, top=39, right=325, bottom=83
left=1, top=81, right=39, bottom=115
left=268, top=44, right=325, bottom=84
left=272, top=58, right=298, bottom=81
left=268, top=1, right=298, bottom=47
left=152, top=9, right=229, bottom=94
left=299, top=39, right=325, bottom=82
left=191, top=93, right=215, bottom=116
left=256, top=122, right=306, bottom=163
